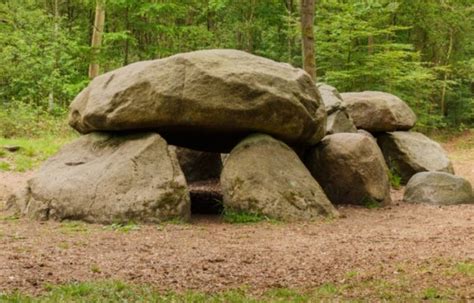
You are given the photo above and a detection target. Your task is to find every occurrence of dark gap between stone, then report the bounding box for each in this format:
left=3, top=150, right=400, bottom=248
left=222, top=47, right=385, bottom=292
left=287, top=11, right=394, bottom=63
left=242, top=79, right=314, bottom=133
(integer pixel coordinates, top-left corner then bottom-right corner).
left=188, top=179, right=223, bottom=215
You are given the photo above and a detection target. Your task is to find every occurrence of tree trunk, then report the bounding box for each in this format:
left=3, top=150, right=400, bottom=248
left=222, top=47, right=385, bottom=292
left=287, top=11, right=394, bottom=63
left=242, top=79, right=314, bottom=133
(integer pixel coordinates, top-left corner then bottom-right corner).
left=286, top=0, right=294, bottom=62
left=123, top=5, right=129, bottom=66
left=49, top=0, right=60, bottom=112
left=440, top=29, right=454, bottom=117
left=88, top=0, right=105, bottom=79
left=300, top=0, right=316, bottom=80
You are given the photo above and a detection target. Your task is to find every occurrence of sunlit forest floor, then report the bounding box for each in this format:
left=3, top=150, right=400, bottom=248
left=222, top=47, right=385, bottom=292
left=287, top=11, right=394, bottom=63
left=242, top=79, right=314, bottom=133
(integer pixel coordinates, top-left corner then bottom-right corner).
left=0, top=131, right=473, bottom=302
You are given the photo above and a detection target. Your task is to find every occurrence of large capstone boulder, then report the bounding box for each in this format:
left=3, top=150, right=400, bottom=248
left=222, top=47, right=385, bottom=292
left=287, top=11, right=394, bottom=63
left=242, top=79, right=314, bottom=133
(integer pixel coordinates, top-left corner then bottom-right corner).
left=69, top=49, right=326, bottom=152
left=221, top=134, right=339, bottom=221
left=377, top=131, right=454, bottom=184
left=7, top=133, right=190, bottom=223
left=174, top=147, right=222, bottom=183
left=404, top=172, right=473, bottom=205
left=306, top=133, right=391, bottom=206
left=341, top=91, right=417, bottom=132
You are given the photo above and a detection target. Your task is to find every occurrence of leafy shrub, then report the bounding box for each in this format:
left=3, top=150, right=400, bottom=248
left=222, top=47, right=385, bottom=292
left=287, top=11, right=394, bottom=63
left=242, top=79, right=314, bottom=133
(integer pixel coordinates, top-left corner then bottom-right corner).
left=0, top=102, right=73, bottom=138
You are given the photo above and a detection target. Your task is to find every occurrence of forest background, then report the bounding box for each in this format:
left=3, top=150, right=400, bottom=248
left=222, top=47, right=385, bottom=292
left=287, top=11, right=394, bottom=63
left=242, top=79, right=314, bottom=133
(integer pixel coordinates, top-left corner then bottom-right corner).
left=0, top=0, right=473, bottom=139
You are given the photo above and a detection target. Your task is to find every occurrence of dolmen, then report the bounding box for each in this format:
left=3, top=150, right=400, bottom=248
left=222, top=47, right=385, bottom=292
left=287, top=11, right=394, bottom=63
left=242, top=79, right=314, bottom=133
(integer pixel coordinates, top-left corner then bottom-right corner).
left=6, top=49, right=472, bottom=223
left=7, top=49, right=336, bottom=223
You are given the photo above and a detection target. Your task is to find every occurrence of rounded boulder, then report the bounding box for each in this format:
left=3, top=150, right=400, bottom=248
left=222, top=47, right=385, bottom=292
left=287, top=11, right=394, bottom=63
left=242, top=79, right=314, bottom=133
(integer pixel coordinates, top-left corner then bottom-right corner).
left=69, top=49, right=326, bottom=152
left=221, top=134, right=338, bottom=221
left=404, top=172, right=473, bottom=205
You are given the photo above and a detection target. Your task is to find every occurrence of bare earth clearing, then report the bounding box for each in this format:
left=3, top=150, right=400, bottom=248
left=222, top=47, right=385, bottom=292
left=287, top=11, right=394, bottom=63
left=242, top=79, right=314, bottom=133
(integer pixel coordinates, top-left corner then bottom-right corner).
left=0, top=138, right=473, bottom=300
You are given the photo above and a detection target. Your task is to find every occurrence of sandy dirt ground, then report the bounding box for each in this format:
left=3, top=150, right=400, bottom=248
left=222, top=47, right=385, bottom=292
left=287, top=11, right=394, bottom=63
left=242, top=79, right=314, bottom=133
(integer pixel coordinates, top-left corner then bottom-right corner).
left=0, top=139, right=473, bottom=298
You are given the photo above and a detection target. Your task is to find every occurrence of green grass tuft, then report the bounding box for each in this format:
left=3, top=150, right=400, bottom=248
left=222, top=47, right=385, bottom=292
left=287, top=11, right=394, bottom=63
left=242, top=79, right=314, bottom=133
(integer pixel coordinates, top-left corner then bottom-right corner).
left=0, top=136, right=75, bottom=172
left=59, top=221, right=89, bottom=234
left=103, top=222, right=140, bottom=233
left=388, top=168, right=402, bottom=189
left=222, top=208, right=274, bottom=224
left=362, top=197, right=381, bottom=209
left=455, top=262, right=474, bottom=277
left=422, top=287, right=441, bottom=300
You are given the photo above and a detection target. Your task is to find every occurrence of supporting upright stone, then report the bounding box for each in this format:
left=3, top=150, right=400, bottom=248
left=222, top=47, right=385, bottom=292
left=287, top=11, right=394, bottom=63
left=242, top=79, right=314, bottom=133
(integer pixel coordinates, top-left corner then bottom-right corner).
left=7, top=133, right=190, bottom=223
left=221, top=134, right=338, bottom=221
left=306, top=133, right=391, bottom=206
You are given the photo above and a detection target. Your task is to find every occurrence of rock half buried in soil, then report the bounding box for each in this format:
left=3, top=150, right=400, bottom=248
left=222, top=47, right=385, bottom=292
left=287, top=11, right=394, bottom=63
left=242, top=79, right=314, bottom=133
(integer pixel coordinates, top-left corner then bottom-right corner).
left=7, top=132, right=190, bottom=223
left=306, top=133, right=391, bottom=205
left=377, top=131, right=454, bottom=184
left=69, top=49, right=326, bottom=152
left=341, top=91, right=417, bottom=132
left=404, top=172, right=473, bottom=205
left=221, top=133, right=339, bottom=221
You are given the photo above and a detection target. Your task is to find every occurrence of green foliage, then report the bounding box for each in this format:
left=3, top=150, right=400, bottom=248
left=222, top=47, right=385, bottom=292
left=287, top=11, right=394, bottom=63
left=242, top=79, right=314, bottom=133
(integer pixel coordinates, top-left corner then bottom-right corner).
left=59, top=221, right=90, bottom=234
left=388, top=168, right=402, bottom=189
left=103, top=222, right=140, bottom=233
left=0, top=102, right=72, bottom=138
left=455, top=262, right=474, bottom=277
left=0, top=273, right=465, bottom=302
left=222, top=208, right=273, bottom=224
left=0, top=0, right=472, bottom=130
left=362, top=197, right=381, bottom=209
left=0, top=135, right=74, bottom=172
left=422, top=287, right=441, bottom=300
left=0, top=0, right=89, bottom=109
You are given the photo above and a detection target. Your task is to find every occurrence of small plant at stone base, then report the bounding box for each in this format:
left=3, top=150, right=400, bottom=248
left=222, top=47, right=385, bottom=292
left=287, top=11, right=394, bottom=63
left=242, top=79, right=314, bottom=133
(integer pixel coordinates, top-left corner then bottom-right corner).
left=222, top=208, right=272, bottom=224
left=386, top=157, right=403, bottom=189
left=422, top=287, right=441, bottom=300
left=362, top=197, right=381, bottom=209
left=90, top=264, right=102, bottom=274
left=0, top=161, right=10, bottom=171
left=104, top=221, right=140, bottom=233
left=60, top=221, right=89, bottom=234
left=388, top=168, right=402, bottom=189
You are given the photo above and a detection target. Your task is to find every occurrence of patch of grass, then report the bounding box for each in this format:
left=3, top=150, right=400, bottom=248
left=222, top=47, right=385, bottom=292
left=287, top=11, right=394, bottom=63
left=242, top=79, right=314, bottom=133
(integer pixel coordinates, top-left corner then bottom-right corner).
left=0, top=160, right=11, bottom=171
left=455, top=262, right=474, bottom=277
left=264, top=288, right=308, bottom=302
left=422, top=287, right=442, bottom=300
left=1, top=214, right=19, bottom=221
left=362, top=197, right=381, bottom=209
left=315, top=283, right=340, bottom=296
left=345, top=270, right=359, bottom=279
left=90, top=264, right=102, bottom=274
left=57, top=242, right=70, bottom=250
left=222, top=208, right=274, bottom=224
left=0, top=103, right=71, bottom=139
left=0, top=136, right=74, bottom=172
left=388, top=168, right=402, bottom=189
left=0, top=274, right=468, bottom=303
left=103, top=222, right=140, bottom=233
left=163, top=217, right=188, bottom=225
left=59, top=221, right=89, bottom=234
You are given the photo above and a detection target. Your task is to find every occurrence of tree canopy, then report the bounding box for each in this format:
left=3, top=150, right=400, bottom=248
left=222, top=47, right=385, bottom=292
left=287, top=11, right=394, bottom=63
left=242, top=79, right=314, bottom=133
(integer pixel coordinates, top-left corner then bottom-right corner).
left=0, top=0, right=472, bottom=130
